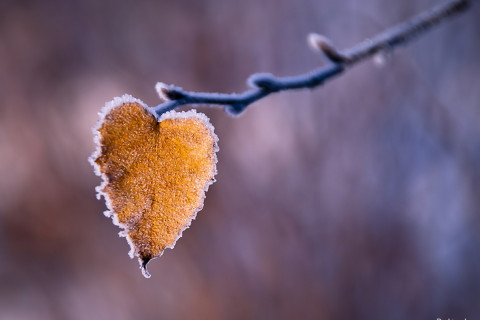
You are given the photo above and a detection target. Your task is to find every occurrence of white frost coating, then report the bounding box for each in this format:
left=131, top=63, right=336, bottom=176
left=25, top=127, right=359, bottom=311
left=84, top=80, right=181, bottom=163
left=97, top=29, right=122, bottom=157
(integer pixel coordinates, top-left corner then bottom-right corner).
left=155, top=82, right=171, bottom=102
left=139, top=108, right=219, bottom=278
left=307, top=33, right=328, bottom=51
left=88, top=94, right=149, bottom=272
left=158, top=108, right=219, bottom=248
left=89, top=94, right=218, bottom=278
left=88, top=93, right=148, bottom=178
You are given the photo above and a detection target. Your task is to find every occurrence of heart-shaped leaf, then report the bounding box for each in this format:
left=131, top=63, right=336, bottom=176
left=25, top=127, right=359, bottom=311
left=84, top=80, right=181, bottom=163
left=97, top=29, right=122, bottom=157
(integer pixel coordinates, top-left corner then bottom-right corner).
left=89, top=95, right=218, bottom=278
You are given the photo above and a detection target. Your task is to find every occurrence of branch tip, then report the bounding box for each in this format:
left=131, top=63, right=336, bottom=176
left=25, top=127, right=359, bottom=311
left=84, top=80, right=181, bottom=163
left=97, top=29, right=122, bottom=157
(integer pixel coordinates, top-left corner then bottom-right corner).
left=155, top=82, right=185, bottom=101
left=308, top=33, right=348, bottom=63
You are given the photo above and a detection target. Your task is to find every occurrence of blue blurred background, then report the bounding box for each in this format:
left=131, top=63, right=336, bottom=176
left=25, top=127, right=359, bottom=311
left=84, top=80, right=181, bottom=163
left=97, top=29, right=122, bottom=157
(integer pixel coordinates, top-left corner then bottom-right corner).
left=0, top=0, right=479, bottom=319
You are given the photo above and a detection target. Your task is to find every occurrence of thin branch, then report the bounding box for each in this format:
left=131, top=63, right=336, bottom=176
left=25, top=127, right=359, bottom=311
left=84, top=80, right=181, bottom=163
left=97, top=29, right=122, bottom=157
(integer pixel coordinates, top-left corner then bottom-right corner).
left=153, top=0, right=470, bottom=117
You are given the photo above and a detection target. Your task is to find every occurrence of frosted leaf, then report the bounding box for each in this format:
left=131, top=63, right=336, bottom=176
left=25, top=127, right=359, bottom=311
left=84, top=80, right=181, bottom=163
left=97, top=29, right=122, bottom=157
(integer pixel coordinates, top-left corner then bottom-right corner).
left=89, top=96, right=218, bottom=278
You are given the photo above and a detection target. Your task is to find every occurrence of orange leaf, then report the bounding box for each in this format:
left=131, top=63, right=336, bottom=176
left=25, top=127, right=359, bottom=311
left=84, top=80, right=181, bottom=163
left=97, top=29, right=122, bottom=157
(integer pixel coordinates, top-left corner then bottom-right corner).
left=90, top=95, right=218, bottom=278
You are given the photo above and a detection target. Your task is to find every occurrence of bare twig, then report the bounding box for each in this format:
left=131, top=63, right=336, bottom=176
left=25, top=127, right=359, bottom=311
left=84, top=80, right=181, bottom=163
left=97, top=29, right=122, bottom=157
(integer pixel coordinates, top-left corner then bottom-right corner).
left=153, top=0, right=470, bottom=117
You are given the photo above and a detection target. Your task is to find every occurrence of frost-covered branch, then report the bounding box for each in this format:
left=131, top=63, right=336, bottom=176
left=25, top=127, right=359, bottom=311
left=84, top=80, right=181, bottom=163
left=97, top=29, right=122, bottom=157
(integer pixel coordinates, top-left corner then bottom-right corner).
left=153, top=0, right=470, bottom=117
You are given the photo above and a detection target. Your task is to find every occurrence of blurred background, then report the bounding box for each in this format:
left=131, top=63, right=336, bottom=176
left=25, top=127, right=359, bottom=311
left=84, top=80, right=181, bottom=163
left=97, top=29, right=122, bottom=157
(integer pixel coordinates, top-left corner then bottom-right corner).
left=0, top=0, right=479, bottom=319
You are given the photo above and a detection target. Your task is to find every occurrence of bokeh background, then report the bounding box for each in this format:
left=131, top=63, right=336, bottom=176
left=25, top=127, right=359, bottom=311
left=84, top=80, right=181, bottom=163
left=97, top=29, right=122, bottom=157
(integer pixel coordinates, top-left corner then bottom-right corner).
left=0, top=0, right=479, bottom=319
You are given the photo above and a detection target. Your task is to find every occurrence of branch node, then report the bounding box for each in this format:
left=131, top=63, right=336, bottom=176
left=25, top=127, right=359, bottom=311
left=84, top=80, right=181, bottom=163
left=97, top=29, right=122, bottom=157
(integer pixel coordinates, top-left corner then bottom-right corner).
left=248, top=73, right=280, bottom=91
left=308, top=33, right=349, bottom=63
left=225, top=104, right=246, bottom=116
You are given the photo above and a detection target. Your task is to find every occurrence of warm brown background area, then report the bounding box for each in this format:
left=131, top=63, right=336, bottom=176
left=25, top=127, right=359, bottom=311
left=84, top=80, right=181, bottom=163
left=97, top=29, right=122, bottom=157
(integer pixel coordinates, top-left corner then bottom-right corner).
left=0, top=0, right=479, bottom=319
